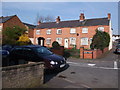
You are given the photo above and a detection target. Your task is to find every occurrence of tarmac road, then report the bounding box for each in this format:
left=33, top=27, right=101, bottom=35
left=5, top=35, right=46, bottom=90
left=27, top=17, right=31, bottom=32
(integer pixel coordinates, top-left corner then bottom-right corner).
left=39, top=47, right=119, bottom=89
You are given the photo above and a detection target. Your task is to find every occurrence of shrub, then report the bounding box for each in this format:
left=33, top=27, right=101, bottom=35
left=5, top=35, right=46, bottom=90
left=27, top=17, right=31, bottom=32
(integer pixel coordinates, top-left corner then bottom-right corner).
left=52, top=41, right=60, bottom=49
left=64, top=48, right=80, bottom=58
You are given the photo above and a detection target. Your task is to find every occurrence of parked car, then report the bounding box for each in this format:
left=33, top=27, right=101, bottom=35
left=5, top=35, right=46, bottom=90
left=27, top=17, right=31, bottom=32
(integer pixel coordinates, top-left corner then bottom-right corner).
left=114, top=45, right=120, bottom=54
left=2, top=45, right=14, bottom=52
left=0, top=46, right=10, bottom=67
left=9, top=45, right=66, bottom=70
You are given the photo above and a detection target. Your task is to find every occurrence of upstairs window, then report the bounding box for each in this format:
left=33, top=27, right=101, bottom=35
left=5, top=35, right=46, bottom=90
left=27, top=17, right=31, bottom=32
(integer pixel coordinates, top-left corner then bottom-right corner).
left=82, top=28, right=88, bottom=33
left=56, top=38, right=62, bottom=44
left=70, top=37, right=76, bottom=45
left=70, top=28, right=76, bottom=34
left=46, top=38, right=51, bottom=45
left=46, top=29, right=51, bottom=34
left=57, top=29, right=62, bottom=34
left=0, top=26, right=2, bottom=31
left=98, top=27, right=104, bottom=31
left=81, top=37, right=88, bottom=45
left=36, top=30, right=40, bottom=35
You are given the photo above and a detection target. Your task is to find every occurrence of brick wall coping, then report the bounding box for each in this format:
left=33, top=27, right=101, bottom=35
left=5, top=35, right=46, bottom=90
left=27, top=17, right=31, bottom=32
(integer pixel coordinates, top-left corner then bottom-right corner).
left=2, top=62, right=44, bottom=71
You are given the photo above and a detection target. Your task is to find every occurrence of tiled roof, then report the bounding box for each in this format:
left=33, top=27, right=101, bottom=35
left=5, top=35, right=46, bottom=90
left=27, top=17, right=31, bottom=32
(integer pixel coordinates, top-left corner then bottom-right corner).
left=0, top=15, right=16, bottom=23
left=23, top=22, right=36, bottom=29
left=36, top=17, right=109, bottom=29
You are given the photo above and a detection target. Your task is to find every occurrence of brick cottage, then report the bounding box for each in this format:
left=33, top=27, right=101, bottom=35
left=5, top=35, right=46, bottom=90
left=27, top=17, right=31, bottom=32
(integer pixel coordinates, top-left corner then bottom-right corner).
left=0, top=15, right=36, bottom=44
left=33, top=13, right=112, bottom=50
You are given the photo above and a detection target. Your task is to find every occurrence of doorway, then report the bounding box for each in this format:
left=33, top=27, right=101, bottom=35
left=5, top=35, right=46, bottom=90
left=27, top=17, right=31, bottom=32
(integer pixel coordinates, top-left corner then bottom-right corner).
left=64, top=38, right=69, bottom=48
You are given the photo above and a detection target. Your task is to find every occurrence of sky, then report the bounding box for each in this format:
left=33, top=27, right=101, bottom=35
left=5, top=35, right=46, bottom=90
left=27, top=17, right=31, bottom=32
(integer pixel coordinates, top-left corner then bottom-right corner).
left=1, top=2, right=119, bottom=34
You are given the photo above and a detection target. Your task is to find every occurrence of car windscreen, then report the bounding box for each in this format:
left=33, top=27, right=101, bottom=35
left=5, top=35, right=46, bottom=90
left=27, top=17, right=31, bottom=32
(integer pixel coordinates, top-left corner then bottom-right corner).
left=34, top=47, right=53, bottom=55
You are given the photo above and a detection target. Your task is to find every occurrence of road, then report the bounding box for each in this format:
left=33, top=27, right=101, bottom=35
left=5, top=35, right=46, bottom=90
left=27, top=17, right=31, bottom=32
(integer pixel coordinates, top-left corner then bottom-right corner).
left=39, top=47, right=120, bottom=89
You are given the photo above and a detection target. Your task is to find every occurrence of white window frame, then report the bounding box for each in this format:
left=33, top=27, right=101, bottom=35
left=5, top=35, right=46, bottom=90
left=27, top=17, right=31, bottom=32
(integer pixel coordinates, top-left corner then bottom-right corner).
left=0, top=26, right=2, bottom=31
left=46, top=29, right=51, bottom=34
left=36, top=30, right=40, bottom=35
left=70, top=28, right=76, bottom=34
left=70, top=37, right=76, bottom=45
left=82, top=28, right=88, bottom=33
left=46, top=38, right=51, bottom=45
left=56, top=38, right=62, bottom=44
left=90, top=38, right=93, bottom=45
left=57, top=29, right=62, bottom=34
left=98, top=27, right=104, bottom=32
left=81, top=37, right=88, bottom=45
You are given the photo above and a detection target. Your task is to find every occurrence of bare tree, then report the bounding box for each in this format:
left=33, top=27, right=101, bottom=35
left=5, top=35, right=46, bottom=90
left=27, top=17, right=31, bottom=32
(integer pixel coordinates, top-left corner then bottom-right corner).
left=36, top=13, right=55, bottom=23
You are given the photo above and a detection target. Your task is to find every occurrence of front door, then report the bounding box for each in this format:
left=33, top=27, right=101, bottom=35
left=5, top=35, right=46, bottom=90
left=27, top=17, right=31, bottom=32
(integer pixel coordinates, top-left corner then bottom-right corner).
left=64, top=39, right=69, bottom=48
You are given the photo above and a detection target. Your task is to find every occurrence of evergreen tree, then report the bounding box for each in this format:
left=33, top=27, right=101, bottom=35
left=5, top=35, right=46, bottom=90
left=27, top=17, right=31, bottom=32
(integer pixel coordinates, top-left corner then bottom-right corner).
left=90, top=30, right=110, bottom=52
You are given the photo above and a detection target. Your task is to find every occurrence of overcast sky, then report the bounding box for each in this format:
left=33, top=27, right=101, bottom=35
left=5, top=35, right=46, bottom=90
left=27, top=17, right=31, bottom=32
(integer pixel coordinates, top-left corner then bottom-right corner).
left=1, top=2, right=119, bottom=34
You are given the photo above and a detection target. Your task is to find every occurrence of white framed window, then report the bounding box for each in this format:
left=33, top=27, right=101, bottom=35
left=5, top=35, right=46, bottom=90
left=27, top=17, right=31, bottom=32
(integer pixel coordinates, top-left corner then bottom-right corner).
left=70, top=37, right=76, bottom=45
left=57, top=29, right=62, bottom=34
left=98, top=27, right=104, bottom=31
left=70, top=28, right=76, bottom=34
left=82, top=28, right=88, bottom=33
left=46, top=29, right=51, bottom=34
left=0, top=26, right=2, bottom=31
left=46, top=38, right=51, bottom=45
left=56, top=38, right=62, bottom=44
left=90, top=38, right=93, bottom=45
left=81, top=37, right=88, bottom=45
left=36, top=30, right=40, bottom=35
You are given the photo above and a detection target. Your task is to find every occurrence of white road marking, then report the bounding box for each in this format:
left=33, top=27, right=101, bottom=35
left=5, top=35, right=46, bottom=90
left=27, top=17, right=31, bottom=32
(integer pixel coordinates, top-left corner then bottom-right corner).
left=114, top=61, right=118, bottom=69
left=67, top=61, right=118, bottom=70
left=88, top=64, right=96, bottom=66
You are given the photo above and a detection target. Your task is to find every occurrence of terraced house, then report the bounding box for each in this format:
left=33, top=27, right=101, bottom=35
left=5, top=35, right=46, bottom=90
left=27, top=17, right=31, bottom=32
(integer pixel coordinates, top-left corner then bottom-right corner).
left=34, top=13, right=112, bottom=50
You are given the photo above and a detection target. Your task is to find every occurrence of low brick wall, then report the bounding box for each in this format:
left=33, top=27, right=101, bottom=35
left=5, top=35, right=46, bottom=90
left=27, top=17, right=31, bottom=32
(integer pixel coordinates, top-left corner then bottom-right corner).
left=2, top=62, right=44, bottom=88
left=80, top=47, right=109, bottom=59
left=94, top=47, right=108, bottom=59
left=50, top=46, right=64, bottom=56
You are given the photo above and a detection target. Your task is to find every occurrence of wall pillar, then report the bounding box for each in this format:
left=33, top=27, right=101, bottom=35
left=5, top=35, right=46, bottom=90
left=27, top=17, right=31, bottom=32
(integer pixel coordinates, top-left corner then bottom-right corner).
left=80, top=47, right=84, bottom=59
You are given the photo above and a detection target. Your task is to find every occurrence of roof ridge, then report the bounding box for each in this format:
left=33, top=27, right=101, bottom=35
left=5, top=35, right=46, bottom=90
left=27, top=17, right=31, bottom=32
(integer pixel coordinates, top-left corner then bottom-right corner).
left=23, top=22, right=36, bottom=26
left=40, top=17, right=108, bottom=24
left=0, top=15, right=16, bottom=18
left=85, top=17, right=108, bottom=20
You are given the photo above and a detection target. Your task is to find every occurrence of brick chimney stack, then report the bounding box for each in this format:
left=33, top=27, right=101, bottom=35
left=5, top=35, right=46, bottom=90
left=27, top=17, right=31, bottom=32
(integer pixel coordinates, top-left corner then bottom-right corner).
left=56, top=16, right=60, bottom=23
left=108, top=13, right=111, bottom=20
left=80, top=13, right=85, bottom=21
left=38, top=20, right=41, bottom=25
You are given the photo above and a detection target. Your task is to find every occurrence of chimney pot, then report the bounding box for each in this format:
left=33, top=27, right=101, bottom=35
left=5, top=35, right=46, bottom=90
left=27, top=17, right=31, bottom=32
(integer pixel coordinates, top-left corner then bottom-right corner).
left=108, top=13, right=111, bottom=20
left=56, top=16, right=60, bottom=23
left=38, top=21, right=41, bottom=25
left=80, top=13, right=85, bottom=21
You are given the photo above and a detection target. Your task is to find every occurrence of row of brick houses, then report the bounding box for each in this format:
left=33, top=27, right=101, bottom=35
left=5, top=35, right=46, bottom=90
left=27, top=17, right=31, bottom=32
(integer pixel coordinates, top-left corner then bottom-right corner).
left=34, top=13, right=112, bottom=50
left=0, top=13, right=113, bottom=50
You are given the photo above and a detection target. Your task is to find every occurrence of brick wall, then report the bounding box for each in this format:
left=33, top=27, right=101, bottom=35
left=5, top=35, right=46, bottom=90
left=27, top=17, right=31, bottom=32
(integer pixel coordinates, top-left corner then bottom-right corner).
left=2, top=62, right=44, bottom=88
left=50, top=46, right=64, bottom=56
left=80, top=47, right=109, bottom=59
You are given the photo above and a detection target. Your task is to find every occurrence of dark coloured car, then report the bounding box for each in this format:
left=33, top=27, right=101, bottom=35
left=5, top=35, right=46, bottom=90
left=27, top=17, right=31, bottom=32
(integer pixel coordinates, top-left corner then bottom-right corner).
left=114, top=45, right=120, bottom=54
left=2, top=45, right=14, bottom=52
left=0, top=47, right=10, bottom=67
left=9, top=45, right=66, bottom=70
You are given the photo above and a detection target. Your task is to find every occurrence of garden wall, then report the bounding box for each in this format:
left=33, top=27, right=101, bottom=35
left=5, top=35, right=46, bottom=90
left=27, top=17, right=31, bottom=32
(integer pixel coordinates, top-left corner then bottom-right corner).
left=80, top=47, right=108, bottom=59
left=2, top=62, right=44, bottom=88
left=50, top=46, right=64, bottom=56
